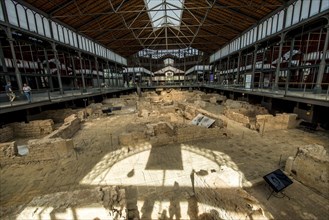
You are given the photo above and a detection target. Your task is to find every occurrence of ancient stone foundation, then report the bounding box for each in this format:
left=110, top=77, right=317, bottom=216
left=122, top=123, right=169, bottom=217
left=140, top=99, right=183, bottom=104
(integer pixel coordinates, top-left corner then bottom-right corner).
left=46, top=114, right=81, bottom=139
left=285, top=144, right=329, bottom=195
left=256, top=113, right=298, bottom=132
left=0, top=126, right=14, bottom=143
left=8, top=119, right=54, bottom=138
left=0, top=138, right=74, bottom=166
left=0, top=114, right=81, bottom=166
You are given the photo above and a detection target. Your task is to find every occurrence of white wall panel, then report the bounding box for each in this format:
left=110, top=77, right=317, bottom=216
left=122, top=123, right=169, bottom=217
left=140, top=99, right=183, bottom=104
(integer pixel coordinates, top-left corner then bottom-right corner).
left=258, top=23, right=263, bottom=40
left=267, top=18, right=272, bottom=36
left=310, top=0, right=320, bottom=16
left=321, top=0, right=329, bottom=12
left=272, top=14, right=278, bottom=34
left=253, top=27, right=257, bottom=42
left=6, top=0, right=18, bottom=26
left=72, top=32, right=77, bottom=47
left=51, top=22, right=59, bottom=40
left=27, top=10, right=37, bottom=32
left=17, top=5, right=28, bottom=29
left=63, top=28, right=69, bottom=44
left=285, top=5, right=293, bottom=27
left=262, top=21, right=266, bottom=38
left=301, top=0, right=311, bottom=20
left=277, top=10, right=284, bottom=31
left=292, top=0, right=301, bottom=25
left=36, top=14, right=44, bottom=35
left=58, top=26, right=64, bottom=43
left=43, top=20, right=51, bottom=38
left=0, top=2, right=4, bottom=21
left=68, top=30, right=74, bottom=46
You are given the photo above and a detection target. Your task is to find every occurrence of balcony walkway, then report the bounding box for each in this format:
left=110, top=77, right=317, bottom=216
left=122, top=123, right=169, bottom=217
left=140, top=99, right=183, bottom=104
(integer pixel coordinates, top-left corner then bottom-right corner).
left=1, top=84, right=328, bottom=114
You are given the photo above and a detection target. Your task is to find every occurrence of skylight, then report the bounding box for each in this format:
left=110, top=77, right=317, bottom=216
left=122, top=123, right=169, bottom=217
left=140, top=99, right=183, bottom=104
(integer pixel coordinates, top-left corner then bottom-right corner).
left=145, top=0, right=184, bottom=30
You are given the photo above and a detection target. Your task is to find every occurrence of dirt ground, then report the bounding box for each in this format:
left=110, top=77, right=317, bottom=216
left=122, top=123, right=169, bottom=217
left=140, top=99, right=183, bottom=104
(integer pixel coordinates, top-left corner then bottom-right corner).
left=0, top=92, right=328, bottom=219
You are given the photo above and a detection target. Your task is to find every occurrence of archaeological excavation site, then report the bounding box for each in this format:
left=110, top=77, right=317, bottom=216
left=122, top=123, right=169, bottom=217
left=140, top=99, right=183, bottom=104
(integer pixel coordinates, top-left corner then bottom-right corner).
left=1, top=1, right=329, bottom=219
left=0, top=89, right=328, bottom=220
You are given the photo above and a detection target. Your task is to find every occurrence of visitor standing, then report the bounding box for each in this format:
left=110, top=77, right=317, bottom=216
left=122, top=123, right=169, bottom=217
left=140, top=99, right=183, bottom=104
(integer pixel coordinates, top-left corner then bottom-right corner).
left=5, top=82, right=15, bottom=102
left=22, top=83, right=32, bottom=103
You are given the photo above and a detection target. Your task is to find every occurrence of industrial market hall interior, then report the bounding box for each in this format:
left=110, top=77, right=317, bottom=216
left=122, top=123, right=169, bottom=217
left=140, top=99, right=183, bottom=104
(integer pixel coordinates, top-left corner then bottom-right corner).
left=0, top=0, right=328, bottom=219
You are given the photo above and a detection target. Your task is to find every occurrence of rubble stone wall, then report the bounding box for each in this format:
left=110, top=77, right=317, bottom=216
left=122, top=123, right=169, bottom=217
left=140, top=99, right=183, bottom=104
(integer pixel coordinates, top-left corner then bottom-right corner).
left=0, top=138, right=74, bottom=166
left=119, top=131, right=148, bottom=146
left=46, top=114, right=81, bottom=139
left=0, top=141, right=17, bottom=160
left=256, top=113, right=297, bottom=132
left=8, top=119, right=54, bottom=138
left=224, top=110, right=251, bottom=126
left=0, top=126, right=14, bottom=143
left=285, top=144, right=329, bottom=195
left=176, top=126, right=224, bottom=143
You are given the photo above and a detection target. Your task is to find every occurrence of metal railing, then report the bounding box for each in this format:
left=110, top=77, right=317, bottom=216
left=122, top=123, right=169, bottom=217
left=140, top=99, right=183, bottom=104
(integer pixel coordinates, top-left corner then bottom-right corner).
left=204, top=81, right=329, bottom=101
left=0, top=85, right=128, bottom=108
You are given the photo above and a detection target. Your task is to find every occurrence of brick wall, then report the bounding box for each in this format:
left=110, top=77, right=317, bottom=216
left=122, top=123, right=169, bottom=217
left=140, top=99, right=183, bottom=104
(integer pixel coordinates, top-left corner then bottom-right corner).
left=8, top=119, right=54, bottom=138
left=0, top=126, right=14, bottom=143
left=257, top=113, right=298, bottom=132
left=285, top=144, right=329, bottom=195
left=0, top=138, right=74, bottom=166
left=46, top=114, right=81, bottom=139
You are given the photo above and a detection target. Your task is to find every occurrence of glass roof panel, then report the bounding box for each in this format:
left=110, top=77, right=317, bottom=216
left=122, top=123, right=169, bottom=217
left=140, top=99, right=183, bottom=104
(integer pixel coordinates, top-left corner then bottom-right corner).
left=145, top=0, right=184, bottom=30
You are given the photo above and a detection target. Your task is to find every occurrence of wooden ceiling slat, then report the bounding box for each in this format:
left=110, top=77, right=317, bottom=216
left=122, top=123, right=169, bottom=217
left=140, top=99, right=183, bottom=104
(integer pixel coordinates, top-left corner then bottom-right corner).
left=22, top=0, right=285, bottom=57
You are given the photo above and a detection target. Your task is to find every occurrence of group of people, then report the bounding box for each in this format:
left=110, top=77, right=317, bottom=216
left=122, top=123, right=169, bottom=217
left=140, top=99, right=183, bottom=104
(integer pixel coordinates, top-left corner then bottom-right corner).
left=5, top=82, right=32, bottom=103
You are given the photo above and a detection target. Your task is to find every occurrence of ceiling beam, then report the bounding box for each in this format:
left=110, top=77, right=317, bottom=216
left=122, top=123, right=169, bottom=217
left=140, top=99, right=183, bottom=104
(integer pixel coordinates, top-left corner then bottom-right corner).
left=213, top=2, right=259, bottom=22
left=49, top=0, right=74, bottom=15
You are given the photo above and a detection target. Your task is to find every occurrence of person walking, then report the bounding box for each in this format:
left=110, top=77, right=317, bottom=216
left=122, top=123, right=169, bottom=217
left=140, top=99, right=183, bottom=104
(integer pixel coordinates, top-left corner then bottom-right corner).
left=22, top=83, right=32, bottom=103
left=5, top=82, right=15, bottom=102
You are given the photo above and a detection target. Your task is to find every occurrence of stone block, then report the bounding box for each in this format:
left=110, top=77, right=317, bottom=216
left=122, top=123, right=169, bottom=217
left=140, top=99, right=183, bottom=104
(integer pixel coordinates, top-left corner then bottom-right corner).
left=0, top=141, right=17, bottom=158
left=286, top=144, right=329, bottom=195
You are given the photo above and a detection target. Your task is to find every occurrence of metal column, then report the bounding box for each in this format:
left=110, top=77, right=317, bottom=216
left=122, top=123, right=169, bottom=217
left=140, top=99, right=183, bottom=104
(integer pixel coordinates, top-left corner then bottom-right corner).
left=95, top=56, right=100, bottom=88
left=236, top=51, right=241, bottom=85
left=70, top=54, right=78, bottom=89
left=285, top=37, right=295, bottom=95
left=314, top=24, right=329, bottom=94
left=251, top=44, right=258, bottom=89
left=43, top=48, right=54, bottom=91
left=7, top=28, right=23, bottom=93
left=51, top=43, right=63, bottom=94
left=78, top=52, right=86, bottom=92
left=273, top=32, right=286, bottom=91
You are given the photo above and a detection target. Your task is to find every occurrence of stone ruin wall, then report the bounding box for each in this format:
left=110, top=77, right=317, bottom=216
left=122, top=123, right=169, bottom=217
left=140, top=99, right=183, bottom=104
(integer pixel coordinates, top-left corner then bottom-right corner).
left=0, top=119, right=54, bottom=141
left=0, top=126, right=14, bottom=143
left=256, top=113, right=298, bottom=132
left=0, top=138, right=74, bottom=166
left=0, top=113, right=82, bottom=166
left=46, top=114, right=81, bottom=139
left=285, top=144, right=329, bottom=196
left=223, top=100, right=298, bottom=132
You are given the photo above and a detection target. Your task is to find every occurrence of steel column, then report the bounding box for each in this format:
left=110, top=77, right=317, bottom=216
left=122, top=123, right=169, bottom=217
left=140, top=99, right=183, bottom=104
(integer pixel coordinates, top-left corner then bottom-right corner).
left=273, top=32, right=286, bottom=91
left=251, top=44, right=258, bottom=89
left=43, top=48, right=54, bottom=91
left=314, top=24, right=329, bottom=94
left=51, top=43, right=63, bottom=94
left=78, top=52, right=86, bottom=92
left=7, top=28, right=23, bottom=93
